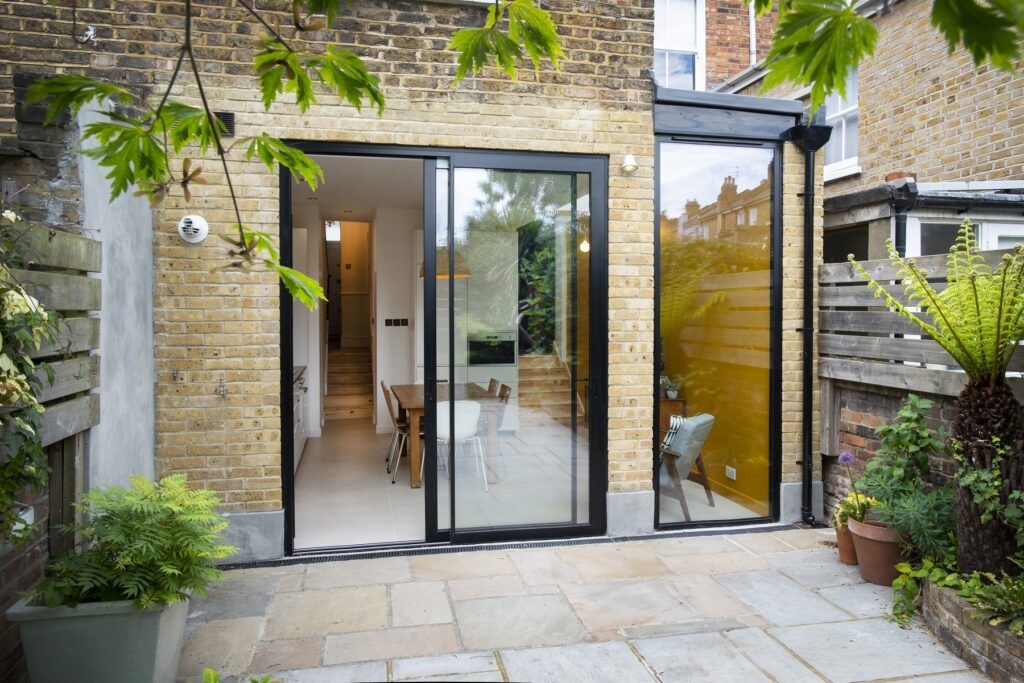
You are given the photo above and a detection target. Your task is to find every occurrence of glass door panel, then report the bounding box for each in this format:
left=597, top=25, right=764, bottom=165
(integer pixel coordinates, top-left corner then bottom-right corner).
left=657, top=141, right=775, bottom=525
left=433, top=165, right=592, bottom=533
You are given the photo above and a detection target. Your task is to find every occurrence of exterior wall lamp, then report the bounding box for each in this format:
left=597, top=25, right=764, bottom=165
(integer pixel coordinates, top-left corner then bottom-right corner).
left=621, top=154, right=638, bottom=174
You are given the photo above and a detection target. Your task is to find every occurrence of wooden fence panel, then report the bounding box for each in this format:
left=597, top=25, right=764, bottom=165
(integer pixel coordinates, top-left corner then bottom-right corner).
left=818, top=248, right=1023, bottom=400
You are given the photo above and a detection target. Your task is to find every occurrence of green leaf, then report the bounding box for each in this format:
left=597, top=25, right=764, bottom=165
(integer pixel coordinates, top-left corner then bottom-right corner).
left=761, top=0, right=878, bottom=111
left=156, top=101, right=227, bottom=154
left=270, top=262, right=326, bottom=309
left=202, top=668, right=221, bottom=683
left=307, top=46, right=385, bottom=114
left=254, top=37, right=315, bottom=112
left=449, top=0, right=562, bottom=83
left=237, top=226, right=280, bottom=261
left=507, top=0, right=564, bottom=71
left=243, top=134, right=324, bottom=189
left=931, top=0, right=1022, bottom=71
left=80, top=114, right=169, bottom=200
left=25, top=74, right=136, bottom=125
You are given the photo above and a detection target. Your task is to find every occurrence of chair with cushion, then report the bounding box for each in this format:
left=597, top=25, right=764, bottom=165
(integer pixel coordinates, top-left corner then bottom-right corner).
left=659, top=413, right=716, bottom=521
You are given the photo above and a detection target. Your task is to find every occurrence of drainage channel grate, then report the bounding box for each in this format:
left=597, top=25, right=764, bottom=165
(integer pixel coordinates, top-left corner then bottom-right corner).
left=220, top=522, right=801, bottom=571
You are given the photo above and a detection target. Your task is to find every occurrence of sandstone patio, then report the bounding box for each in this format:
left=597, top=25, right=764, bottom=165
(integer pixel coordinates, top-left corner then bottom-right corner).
left=178, top=528, right=985, bottom=682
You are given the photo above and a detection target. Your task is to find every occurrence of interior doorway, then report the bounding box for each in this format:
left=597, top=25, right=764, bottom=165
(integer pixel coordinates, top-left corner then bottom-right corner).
left=288, top=155, right=426, bottom=550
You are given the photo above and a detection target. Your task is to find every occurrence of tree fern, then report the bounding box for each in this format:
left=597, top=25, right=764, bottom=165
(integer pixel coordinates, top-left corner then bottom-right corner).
left=849, top=219, right=1024, bottom=387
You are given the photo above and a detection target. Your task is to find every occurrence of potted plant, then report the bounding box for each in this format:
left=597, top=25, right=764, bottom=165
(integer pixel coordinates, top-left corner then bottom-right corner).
left=831, top=458, right=875, bottom=565
left=849, top=395, right=954, bottom=585
left=6, top=474, right=235, bottom=683
left=663, top=377, right=680, bottom=400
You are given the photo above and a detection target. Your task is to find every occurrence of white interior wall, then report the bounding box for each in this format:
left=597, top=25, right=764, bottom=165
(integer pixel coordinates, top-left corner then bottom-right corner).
left=291, top=203, right=324, bottom=436
left=373, top=208, right=421, bottom=431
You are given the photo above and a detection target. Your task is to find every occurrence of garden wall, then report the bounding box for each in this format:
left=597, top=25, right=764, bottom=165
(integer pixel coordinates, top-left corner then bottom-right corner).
left=922, top=581, right=1024, bottom=683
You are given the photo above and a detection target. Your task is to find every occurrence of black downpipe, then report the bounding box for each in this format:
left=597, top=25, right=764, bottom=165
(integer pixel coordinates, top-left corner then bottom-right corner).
left=785, top=121, right=831, bottom=527
left=800, top=146, right=817, bottom=526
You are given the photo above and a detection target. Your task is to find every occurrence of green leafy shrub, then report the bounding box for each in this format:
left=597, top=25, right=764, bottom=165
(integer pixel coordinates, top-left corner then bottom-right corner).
left=34, top=475, right=235, bottom=608
left=857, top=394, right=955, bottom=560
left=967, top=567, right=1024, bottom=636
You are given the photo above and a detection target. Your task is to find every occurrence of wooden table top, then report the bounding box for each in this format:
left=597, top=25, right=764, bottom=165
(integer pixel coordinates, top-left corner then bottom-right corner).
left=390, top=383, right=494, bottom=410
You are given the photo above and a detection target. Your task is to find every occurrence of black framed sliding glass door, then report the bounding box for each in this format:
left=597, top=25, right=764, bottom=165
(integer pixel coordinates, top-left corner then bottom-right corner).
left=424, top=152, right=607, bottom=542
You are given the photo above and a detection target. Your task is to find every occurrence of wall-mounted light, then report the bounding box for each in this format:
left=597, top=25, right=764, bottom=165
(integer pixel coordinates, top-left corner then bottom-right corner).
left=621, top=154, right=638, bottom=174
left=579, top=238, right=591, bottom=253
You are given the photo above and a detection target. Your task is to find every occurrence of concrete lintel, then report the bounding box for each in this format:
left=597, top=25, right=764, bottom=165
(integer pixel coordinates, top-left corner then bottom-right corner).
left=220, top=510, right=285, bottom=563
left=606, top=490, right=655, bottom=537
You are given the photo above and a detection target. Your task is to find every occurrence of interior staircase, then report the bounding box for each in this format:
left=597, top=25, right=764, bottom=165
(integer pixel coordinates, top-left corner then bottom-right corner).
left=324, top=347, right=373, bottom=420
left=517, top=354, right=581, bottom=425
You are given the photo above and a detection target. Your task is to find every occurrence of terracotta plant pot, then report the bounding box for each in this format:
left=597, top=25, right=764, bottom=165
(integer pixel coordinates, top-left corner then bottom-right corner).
left=835, top=522, right=858, bottom=565
left=848, top=517, right=902, bottom=585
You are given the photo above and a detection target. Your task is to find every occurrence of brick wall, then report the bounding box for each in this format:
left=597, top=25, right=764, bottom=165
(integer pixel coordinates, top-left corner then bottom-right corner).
left=736, top=0, right=1024, bottom=191
left=823, top=380, right=956, bottom=518
left=0, top=0, right=657, bottom=509
left=705, top=0, right=775, bottom=90
left=0, top=1, right=817, bottom=530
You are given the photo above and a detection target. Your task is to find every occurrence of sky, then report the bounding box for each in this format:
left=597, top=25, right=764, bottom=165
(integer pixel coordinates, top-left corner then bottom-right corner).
left=659, top=143, right=774, bottom=219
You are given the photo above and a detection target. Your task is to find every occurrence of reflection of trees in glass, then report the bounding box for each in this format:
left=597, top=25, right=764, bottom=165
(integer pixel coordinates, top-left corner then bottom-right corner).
left=463, top=171, right=572, bottom=354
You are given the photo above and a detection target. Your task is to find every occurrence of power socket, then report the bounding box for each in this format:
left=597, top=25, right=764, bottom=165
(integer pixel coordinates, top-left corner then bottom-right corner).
left=725, top=466, right=737, bottom=481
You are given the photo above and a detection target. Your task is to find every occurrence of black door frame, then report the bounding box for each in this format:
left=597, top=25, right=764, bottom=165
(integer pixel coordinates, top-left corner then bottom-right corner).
left=279, top=143, right=608, bottom=555
left=652, top=134, right=784, bottom=531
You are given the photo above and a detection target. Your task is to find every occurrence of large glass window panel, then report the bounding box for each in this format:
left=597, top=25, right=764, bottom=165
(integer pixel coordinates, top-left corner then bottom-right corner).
left=443, top=168, right=590, bottom=531
left=657, top=141, right=774, bottom=524
left=434, top=165, right=452, bottom=532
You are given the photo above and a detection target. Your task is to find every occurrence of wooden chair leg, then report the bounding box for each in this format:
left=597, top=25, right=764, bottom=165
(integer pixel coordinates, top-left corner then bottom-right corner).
left=694, top=455, right=715, bottom=507
left=664, top=454, right=690, bottom=522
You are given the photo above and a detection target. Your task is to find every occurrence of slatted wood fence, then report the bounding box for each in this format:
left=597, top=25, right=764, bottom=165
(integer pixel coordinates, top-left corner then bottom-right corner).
left=818, top=248, right=1022, bottom=454
left=15, top=223, right=101, bottom=552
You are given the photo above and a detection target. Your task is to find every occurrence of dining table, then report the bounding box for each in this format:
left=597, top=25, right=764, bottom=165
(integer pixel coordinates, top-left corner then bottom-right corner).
left=389, top=382, right=499, bottom=488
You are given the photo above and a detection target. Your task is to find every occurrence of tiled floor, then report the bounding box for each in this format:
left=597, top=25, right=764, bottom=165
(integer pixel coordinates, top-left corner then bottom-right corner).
left=294, top=410, right=592, bottom=548
left=179, top=528, right=987, bottom=682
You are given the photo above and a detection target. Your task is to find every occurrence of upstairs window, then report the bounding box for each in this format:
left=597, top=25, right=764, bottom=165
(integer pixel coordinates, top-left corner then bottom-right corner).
left=824, top=68, right=859, bottom=180
left=654, top=0, right=704, bottom=90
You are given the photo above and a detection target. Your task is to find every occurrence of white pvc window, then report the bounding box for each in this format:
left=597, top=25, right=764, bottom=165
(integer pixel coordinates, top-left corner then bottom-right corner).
left=824, top=68, right=859, bottom=181
left=654, top=0, right=705, bottom=90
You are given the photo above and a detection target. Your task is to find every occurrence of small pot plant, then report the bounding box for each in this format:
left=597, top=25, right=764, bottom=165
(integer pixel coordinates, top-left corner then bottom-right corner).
left=662, top=376, right=680, bottom=400
left=850, top=394, right=954, bottom=586
left=831, top=459, right=875, bottom=566
left=7, top=474, right=235, bottom=683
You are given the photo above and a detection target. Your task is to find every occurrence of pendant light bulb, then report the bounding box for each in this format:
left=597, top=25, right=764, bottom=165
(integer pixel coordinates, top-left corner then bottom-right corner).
left=579, top=238, right=590, bottom=253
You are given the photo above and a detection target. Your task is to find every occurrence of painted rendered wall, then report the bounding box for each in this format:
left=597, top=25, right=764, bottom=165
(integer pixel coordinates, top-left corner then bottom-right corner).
left=79, top=107, right=155, bottom=488
left=373, top=208, right=420, bottom=431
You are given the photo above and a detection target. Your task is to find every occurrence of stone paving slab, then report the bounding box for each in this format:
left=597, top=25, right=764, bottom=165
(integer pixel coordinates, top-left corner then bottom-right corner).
left=714, top=569, right=852, bottom=625
left=631, top=631, right=770, bottom=682
left=390, top=651, right=500, bottom=681
left=770, top=617, right=970, bottom=683
left=500, top=641, right=653, bottom=683
left=179, top=528, right=985, bottom=683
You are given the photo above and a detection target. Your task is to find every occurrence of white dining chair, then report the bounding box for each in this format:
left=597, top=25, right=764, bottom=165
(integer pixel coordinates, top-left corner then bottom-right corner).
left=433, top=400, right=488, bottom=491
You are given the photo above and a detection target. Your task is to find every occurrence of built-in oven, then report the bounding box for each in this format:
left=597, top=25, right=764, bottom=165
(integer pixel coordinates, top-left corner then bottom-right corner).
left=468, top=331, right=517, bottom=366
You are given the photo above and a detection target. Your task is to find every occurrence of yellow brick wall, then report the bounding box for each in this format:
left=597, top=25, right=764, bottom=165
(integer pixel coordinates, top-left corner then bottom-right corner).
left=143, top=1, right=657, bottom=510
left=2, top=0, right=821, bottom=517
left=738, top=0, right=1024, bottom=193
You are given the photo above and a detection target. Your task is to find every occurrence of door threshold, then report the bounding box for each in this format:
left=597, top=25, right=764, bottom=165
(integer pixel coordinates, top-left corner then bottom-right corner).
left=222, top=521, right=798, bottom=570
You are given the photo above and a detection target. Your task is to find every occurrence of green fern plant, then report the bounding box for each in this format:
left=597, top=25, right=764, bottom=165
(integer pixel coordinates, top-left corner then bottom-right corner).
left=33, top=475, right=235, bottom=608
left=850, top=219, right=1024, bottom=574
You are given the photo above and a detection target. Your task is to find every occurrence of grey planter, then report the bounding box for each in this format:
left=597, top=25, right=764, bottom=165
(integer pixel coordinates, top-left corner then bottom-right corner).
left=6, top=596, right=188, bottom=683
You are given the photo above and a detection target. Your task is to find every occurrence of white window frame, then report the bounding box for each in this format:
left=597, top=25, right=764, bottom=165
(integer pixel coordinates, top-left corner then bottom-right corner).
left=981, top=223, right=1024, bottom=251
left=654, top=0, right=706, bottom=91
left=824, top=69, right=859, bottom=182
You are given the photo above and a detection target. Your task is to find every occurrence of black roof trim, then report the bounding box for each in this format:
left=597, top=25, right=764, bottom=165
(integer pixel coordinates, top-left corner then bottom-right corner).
left=655, top=86, right=804, bottom=117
